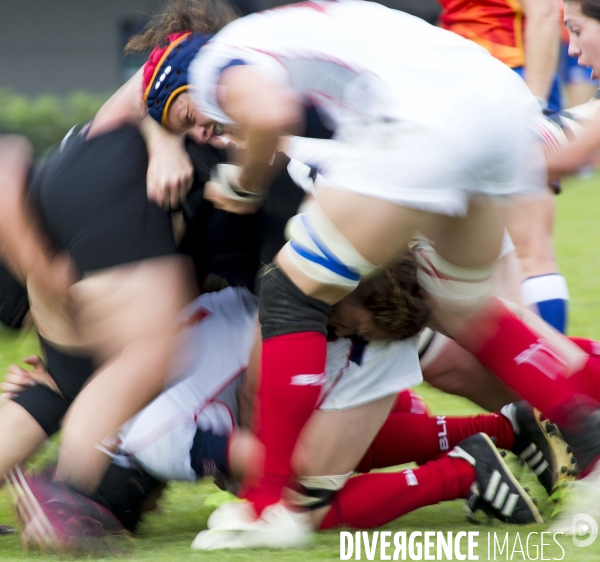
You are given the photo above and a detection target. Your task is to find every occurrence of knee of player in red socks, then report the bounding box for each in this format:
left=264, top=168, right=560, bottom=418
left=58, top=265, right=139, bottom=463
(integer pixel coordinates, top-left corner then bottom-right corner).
left=392, top=390, right=430, bottom=415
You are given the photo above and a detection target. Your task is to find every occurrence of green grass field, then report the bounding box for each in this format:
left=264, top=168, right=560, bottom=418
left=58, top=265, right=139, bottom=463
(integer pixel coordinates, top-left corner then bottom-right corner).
left=1, top=174, right=600, bottom=561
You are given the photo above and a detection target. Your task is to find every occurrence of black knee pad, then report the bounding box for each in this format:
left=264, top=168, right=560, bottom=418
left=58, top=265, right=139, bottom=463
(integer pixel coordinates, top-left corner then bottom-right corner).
left=12, top=383, right=68, bottom=437
left=258, top=266, right=331, bottom=340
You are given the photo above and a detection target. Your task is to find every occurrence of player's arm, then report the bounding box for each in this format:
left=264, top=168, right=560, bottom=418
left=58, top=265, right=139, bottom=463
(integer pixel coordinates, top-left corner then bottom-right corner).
left=0, top=137, right=46, bottom=282
left=87, top=68, right=146, bottom=138
left=547, top=108, right=600, bottom=181
left=521, top=0, right=561, bottom=103
left=0, top=137, right=74, bottom=298
left=88, top=68, right=193, bottom=209
left=206, top=65, right=304, bottom=214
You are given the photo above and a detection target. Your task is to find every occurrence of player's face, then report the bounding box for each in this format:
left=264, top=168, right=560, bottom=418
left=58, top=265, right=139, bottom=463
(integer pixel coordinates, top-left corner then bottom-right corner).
left=565, top=2, right=600, bottom=79
left=329, top=297, right=390, bottom=341
left=166, top=92, right=222, bottom=143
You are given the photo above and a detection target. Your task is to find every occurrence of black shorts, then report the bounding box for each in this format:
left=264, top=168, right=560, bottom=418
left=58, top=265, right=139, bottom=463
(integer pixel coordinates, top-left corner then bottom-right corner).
left=12, top=338, right=94, bottom=436
left=29, top=126, right=177, bottom=274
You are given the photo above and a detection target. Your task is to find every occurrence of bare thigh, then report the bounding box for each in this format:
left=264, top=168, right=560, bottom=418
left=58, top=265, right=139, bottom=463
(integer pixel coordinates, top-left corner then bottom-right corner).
left=280, top=188, right=504, bottom=303
left=293, top=394, right=396, bottom=530
left=0, top=401, right=46, bottom=480
left=57, top=255, right=195, bottom=491
left=421, top=335, right=519, bottom=411
left=293, top=394, right=397, bottom=477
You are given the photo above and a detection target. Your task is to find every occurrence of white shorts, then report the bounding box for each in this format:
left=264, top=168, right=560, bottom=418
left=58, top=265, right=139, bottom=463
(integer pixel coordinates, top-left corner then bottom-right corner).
left=319, top=335, right=422, bottom=411
left=288, top=66, right=546, bottom=217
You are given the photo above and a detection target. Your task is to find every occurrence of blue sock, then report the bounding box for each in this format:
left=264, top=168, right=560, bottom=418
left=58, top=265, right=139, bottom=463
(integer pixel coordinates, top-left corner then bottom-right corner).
left=521, top=274, right=569, bottom=333
left=190, top=429, right=230, bottom=477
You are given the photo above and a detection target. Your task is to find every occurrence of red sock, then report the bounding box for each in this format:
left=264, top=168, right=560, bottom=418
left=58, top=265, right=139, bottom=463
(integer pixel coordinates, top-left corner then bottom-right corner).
left=356, top=411, right=514, bottom=471
left=569, top=337, right=600, bottom=357
left=563, top=356, right=600, bottom=404
left=392, top=389, right=431, bottom=415
left=243, top=332, right=326, bottom=515
left=456, top=298, right=578, bottom=424
left=320, top=456, right=475, bottom=529
left=563, top=338, right=600, bottom=403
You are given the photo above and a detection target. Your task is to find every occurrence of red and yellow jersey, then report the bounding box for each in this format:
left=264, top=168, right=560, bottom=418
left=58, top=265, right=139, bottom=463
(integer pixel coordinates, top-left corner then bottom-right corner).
left=438, top=0, right=525, bottom=68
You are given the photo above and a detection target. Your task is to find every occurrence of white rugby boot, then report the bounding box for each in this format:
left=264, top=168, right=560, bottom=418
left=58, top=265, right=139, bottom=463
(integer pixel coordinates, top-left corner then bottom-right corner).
left=191, top=500, right=313, bottom=550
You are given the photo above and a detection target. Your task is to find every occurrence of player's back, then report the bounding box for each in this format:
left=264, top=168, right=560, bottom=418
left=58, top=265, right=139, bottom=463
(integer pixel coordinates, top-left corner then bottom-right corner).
left=193, top=0, right=520, bottom=127
left=206, top=0, right=493, bottom=72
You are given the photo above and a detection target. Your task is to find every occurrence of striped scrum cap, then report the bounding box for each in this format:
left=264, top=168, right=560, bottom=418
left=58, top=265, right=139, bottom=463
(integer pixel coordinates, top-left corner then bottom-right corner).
left=143, top=32, right=213, bottom=127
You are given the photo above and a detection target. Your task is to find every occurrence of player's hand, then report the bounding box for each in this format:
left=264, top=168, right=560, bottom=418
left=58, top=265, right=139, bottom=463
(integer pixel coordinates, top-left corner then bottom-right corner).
left=1, top=356, right=60, bottom=401
left=204, top=163, right=264, bottom=215
left=146, top=132, right=194, bottom=210
left=204, top=181, right=263, bottom=214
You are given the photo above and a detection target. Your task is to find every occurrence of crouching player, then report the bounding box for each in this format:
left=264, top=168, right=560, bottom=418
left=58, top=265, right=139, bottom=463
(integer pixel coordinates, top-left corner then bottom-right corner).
left=52, top=255, right=573, bottom=543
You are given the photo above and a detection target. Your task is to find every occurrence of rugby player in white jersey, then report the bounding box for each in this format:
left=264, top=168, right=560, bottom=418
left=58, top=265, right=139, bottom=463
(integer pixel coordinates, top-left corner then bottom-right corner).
left=152, top=5, right=600, bottom=547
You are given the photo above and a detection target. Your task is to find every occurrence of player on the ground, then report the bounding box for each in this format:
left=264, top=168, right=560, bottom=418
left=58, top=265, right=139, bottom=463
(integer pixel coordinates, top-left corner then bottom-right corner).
left=5, top=281, right=552, bottom=543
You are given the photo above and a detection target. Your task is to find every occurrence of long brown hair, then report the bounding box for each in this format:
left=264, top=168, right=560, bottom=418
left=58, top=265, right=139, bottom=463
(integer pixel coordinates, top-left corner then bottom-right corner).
left=126, top=0, right=238, bottom=53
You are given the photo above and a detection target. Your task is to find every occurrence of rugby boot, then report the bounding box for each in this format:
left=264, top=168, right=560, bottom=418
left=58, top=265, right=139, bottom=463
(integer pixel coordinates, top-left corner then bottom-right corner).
left=191, top=500, right=313, bottom=550
left=5, top=465, right=127, bottom=555
left=501, top=401, right=576, bottom=498
left=449, top=433, right=543, bottom=524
